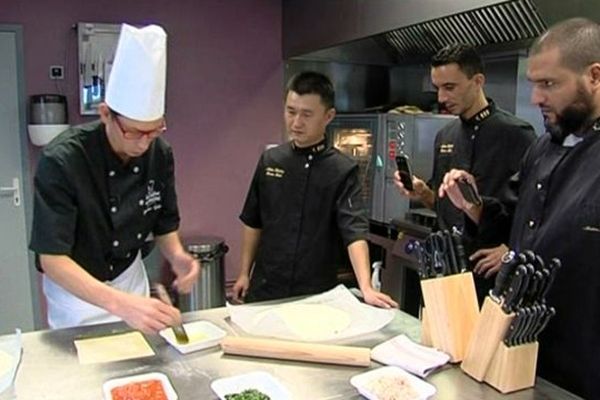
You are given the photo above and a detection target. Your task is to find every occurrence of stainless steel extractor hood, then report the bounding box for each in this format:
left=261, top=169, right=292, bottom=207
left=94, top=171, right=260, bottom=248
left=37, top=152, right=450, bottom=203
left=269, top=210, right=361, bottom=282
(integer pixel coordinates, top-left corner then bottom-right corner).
left=284, top=0, right=600, bottom=64
left=374, top=0, right=546, bottom=62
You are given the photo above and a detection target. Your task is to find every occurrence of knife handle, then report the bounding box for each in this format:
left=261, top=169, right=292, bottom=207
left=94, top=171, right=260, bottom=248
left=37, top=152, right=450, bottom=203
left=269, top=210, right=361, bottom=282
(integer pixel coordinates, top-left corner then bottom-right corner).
left=407, top=240, right=426, bottom=279
left=515, top=263, right=535, bottom=306
left=490, top=250, right=518, bottom=302
left=533, top=307, right=556, bottom=342
left=525, top=304, right=546, bottom=343
left=451, top=230, right=468, bottom=272
left=514, top=307, right=534, bottom=346
left=533, top=254, right=545, bottom=271
left=523, top=270, right=544, bottom=306
left=431, top=232, right=450, bottom=276
left=504, top=308, right=525, bottom=346
left=539, top=258, right=562, bottom=301
left=521, top=249, right=536, bottom=264
left=443, top=230, right=459, bottom=275
left=522, top=305, right=542, bottom=345
left=502, top=265, right=527, bottom=313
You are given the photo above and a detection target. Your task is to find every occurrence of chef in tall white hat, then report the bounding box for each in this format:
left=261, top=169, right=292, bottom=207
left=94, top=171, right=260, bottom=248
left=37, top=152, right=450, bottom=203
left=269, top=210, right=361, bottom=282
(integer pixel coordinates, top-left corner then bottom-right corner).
left=29, top=23, right=200, bottom=334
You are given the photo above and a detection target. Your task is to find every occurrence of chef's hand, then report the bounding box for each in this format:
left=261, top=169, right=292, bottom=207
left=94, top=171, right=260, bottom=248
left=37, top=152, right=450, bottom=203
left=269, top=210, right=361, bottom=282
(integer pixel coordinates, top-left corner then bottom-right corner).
left=362, top=288, right=398, bottom=309
left=112, top=292, right=182, bottom=335
left=231, top=275, right=250, bottom=304
left=470, top=244, right=509, bottom=279
left=393, top=171, right=428, bottom=200
left=439, top=169, right=474, bottom=209
left=439, top=169, right=483, bottom=223
left=170, top=251, right=200, bottom=294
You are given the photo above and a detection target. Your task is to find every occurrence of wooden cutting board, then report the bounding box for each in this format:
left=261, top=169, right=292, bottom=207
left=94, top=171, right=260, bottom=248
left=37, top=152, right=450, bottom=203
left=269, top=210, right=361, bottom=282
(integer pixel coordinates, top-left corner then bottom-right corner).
left=221, top=336, right=371, bottom=367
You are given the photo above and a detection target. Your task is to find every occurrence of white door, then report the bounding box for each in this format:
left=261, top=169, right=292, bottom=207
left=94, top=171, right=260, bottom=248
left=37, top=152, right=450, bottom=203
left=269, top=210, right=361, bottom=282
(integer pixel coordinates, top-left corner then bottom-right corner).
left=0, top=26, right=37, bottom=334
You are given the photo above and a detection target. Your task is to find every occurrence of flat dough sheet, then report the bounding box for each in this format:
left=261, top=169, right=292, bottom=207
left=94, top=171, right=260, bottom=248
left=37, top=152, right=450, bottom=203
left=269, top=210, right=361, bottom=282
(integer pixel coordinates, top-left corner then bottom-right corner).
left=0, top=350, right=13, bottom=378
left=74, top=332, right=155, bottom=364
left=270, top=304, right=351, bottom=341
left=228, top=284, right=395, bottom=342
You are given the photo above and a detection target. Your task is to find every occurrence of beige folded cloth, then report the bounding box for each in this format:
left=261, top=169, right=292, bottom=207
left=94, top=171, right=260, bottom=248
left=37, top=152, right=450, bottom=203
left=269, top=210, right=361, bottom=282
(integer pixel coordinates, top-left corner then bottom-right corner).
left=371, top=334, right=450, bottom=377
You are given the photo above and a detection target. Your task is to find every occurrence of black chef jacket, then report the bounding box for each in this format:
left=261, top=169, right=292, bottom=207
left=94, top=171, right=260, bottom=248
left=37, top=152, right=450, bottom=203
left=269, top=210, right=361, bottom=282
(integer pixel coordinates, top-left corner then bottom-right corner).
left=481, top=125, right=600, bottom=398
left=240, top=139, right=368, bottom=301
left=29, top=120, right=180, bottom=282
left=430, top=101, right=536, bottom=301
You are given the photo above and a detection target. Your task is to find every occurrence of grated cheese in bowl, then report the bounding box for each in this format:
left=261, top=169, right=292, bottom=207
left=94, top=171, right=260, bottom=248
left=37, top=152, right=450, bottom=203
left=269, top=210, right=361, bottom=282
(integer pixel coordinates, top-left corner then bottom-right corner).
left=365, top=375, right=420, bottom=400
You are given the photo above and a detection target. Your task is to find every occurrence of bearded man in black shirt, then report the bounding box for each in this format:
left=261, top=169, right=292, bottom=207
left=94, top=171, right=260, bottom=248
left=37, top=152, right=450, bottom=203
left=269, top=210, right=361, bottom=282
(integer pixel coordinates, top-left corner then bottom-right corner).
left=439, top=18, right=600, bottom=398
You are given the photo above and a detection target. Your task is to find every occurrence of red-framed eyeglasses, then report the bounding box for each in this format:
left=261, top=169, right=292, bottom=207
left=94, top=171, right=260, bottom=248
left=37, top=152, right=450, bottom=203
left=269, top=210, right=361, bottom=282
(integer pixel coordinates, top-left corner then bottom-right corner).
left=110, top=111, right=166, bottom=140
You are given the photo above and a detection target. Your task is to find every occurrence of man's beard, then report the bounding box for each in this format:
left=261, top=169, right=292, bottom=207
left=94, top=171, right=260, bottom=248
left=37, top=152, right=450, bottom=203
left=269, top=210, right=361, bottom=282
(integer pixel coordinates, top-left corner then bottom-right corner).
left=545, top=84, right=595, bottom=143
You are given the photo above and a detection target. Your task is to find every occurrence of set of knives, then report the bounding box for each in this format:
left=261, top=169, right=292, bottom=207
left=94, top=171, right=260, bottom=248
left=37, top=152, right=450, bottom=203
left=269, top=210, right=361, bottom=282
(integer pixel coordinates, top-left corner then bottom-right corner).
left=408, top=228, right=468, bottom=279
left=489, top=250, right=560, bottom=347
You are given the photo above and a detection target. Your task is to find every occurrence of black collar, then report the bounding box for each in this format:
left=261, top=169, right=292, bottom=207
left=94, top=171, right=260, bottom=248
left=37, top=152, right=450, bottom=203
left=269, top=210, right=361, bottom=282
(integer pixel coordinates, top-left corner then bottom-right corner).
left=98, top=121, right=142, bottom=171
left=461, top=99, right=496, bottom=126
left=291, top=138, right=328, bottom=155
left=579, top=117, right=600, bottom=138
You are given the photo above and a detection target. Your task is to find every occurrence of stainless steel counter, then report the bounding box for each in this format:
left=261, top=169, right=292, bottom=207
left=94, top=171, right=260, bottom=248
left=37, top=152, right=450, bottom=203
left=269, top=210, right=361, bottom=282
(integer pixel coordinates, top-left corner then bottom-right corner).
left=10, top=306, right=581, bottom=400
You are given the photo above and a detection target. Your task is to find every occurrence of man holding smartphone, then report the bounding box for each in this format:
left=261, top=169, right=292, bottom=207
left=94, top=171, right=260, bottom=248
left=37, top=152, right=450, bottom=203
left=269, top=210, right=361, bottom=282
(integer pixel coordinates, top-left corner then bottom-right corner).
left=439, top=19, right=600, bottom=398
left=393, top=44, right=536, bottom=302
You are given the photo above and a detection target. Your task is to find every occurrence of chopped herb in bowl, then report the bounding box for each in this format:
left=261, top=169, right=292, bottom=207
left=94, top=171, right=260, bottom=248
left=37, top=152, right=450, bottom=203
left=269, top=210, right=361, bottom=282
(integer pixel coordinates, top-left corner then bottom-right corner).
left=224, top=388, right=271, bottom=400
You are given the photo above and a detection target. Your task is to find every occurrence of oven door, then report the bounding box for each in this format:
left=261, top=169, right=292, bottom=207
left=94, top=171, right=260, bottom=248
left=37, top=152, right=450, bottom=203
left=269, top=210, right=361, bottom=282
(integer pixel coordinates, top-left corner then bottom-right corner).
left=327, top=115, right=380, bottom=221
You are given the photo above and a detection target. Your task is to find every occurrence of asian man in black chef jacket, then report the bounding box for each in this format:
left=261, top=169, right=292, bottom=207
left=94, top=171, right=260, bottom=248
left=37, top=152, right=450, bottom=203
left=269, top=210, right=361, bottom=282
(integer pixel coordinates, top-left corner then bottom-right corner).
left=393, top=44, right=536, bottom=303
left=231, top=71, right=397, bottom=309
left=29, top=24, right=199, bottom=334
left=438, top=18, right=600, bottom=399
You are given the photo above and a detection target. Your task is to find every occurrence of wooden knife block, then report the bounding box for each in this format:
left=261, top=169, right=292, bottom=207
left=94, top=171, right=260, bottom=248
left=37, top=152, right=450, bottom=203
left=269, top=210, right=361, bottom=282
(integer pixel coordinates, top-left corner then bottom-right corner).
left=420, top=272, right=479, bottom=362
left=484, top=341, right=539, bottom=393
left=461, top=297, right=514, bottom=381
left=420, top=306, right=433, bottom=347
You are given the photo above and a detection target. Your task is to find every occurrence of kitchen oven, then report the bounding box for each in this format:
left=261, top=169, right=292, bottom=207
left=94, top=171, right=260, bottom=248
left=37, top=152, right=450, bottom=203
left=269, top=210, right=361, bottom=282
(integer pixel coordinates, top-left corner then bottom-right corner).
left=327, top=113, right=456, bottom=225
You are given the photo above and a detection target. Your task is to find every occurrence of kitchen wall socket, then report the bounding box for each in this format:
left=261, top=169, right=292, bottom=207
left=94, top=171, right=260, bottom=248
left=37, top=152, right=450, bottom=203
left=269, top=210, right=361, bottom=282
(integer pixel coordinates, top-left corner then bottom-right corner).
left=49, top=65, right=64, bottom=80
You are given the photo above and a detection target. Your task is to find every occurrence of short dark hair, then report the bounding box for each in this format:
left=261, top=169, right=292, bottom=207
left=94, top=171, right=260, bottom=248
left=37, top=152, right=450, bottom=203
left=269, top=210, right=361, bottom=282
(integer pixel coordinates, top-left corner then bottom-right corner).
left=431, top=44, right=484, bottom=78
left=531, top=18, right=600, bottom=73
left=285, top=71, right=335, bottom=109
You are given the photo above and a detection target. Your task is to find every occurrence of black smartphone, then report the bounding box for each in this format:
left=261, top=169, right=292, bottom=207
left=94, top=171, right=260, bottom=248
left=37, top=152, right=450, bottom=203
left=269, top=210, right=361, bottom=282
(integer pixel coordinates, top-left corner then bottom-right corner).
left=457, top=178, right=482, bottom=206
left=395, top=154, right=414, bottom=191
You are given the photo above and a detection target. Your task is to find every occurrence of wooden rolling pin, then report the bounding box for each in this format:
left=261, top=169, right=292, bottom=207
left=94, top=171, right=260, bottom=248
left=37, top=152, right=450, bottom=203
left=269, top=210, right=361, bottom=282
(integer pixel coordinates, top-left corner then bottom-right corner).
left=221, top=336, right=371, bottom=367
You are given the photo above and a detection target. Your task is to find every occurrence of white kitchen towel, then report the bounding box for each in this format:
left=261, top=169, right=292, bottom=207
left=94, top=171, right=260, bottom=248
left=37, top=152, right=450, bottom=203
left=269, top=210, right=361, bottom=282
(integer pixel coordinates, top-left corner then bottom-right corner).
left=371, top=334, right=450, bottom=378
left=0, top=329, right=21, bottom=399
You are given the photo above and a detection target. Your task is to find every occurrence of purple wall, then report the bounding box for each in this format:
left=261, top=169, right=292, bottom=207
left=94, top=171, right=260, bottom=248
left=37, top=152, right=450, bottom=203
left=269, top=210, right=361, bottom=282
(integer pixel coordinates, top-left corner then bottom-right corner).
left=3, top=0, right=284, bottom=282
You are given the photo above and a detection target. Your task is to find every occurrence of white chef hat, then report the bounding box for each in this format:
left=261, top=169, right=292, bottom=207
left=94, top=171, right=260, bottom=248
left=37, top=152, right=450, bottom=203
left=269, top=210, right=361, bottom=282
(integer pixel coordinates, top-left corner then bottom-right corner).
left=105, top=23, right=167, bottom=122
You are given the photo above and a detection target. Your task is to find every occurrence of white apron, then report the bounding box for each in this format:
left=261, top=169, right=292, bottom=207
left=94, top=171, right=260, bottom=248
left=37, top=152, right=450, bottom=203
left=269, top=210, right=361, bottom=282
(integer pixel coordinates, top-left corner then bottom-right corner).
left=43, top=251, right=149, bottom=329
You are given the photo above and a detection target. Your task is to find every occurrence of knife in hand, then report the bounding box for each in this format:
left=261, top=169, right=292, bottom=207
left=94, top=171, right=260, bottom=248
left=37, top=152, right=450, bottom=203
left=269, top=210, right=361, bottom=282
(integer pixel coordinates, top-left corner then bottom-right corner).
left=152, top=283, right=190, bottom=344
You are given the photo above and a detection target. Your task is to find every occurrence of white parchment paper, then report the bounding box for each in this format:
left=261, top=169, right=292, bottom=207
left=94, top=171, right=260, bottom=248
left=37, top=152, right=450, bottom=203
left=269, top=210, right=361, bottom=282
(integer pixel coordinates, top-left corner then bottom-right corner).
left=227, top=285, right=395, bottom=342
left=0, top=329, right=22, bottom=399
